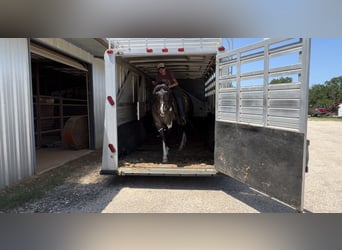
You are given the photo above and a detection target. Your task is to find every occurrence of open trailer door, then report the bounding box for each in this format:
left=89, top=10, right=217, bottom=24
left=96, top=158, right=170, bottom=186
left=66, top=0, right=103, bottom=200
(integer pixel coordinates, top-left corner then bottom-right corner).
left=214, top=38, right=310, bottom=211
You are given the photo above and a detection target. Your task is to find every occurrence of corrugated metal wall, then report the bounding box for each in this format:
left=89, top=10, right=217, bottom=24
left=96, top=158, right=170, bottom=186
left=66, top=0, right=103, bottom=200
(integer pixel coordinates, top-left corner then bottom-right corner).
left=116, top=62, right=139, bottom=126
left=92, top=58, right=106, bottom=149
left=0, top=38, right=36, bottom=189
left=0, top=38, right=108, bottom=188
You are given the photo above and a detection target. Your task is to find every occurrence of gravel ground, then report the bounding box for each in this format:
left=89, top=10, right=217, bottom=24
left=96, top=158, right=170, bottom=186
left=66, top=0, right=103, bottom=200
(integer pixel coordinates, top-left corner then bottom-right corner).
left=3, top=120, right=342, bottom=213
left=304, top=120, right=342, bottom=213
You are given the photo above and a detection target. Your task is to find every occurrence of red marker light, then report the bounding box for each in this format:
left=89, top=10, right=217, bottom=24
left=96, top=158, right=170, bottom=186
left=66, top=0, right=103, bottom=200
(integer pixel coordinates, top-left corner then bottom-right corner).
left=178, top=48, right=184, bottom=52
left=162, top=48, right=168, bottom=53
left=107, top=96, right=115, bottom=106
left=146, top=48, right=153, bottom=53
left=107, top=49, right=114, bottom=54
left=108, top=144, right=116, bottom=153
left=218, top=46, right=225, bottom=51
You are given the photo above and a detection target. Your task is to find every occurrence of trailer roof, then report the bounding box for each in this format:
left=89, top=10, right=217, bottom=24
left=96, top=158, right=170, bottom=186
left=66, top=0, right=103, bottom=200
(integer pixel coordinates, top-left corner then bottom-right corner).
left=107, top=38, right=223, bottom=80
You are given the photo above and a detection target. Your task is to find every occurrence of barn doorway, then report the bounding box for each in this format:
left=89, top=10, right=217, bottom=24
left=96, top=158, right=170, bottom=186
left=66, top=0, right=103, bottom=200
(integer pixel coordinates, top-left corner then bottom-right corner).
left=30, top=42, right=93, bottom=173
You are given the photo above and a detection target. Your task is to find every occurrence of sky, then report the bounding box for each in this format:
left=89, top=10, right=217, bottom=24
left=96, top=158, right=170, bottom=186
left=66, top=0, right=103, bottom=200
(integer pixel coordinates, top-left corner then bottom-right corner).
left=226, top=38, right=342, bottom=87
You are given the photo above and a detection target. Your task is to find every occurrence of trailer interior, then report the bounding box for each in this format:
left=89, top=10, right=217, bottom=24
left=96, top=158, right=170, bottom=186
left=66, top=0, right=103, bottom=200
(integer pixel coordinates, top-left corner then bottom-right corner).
left=110, top=39, right=222, bottom=175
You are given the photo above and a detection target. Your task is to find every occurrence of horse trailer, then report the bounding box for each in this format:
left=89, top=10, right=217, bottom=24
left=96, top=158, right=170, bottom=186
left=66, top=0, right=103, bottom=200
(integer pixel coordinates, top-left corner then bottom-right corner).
left=100, top=38, right=311, bottom=211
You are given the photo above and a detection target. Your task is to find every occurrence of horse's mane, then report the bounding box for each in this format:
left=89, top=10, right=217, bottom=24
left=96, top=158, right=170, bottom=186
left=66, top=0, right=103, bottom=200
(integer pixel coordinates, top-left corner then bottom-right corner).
left=152, top=83, right=169, bottom=94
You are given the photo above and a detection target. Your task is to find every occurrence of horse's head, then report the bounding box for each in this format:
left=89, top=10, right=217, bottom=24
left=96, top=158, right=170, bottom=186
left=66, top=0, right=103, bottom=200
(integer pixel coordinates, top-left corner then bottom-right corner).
left=152, top=84, right=174, bottom=118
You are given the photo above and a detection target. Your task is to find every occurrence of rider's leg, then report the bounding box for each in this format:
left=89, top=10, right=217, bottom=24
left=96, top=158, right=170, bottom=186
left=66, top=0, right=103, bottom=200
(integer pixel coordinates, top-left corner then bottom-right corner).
left=171, top=88, right=185, bottom=122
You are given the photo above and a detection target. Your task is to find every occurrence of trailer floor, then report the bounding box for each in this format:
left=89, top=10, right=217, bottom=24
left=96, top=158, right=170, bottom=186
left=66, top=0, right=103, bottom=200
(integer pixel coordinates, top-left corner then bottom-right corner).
left=118, top=124, right=216, bottom=175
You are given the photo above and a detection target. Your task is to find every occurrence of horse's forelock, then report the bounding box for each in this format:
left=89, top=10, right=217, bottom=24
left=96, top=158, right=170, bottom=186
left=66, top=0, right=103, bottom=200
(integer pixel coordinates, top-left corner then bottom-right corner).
left=153, top=83, right=169, bottom=94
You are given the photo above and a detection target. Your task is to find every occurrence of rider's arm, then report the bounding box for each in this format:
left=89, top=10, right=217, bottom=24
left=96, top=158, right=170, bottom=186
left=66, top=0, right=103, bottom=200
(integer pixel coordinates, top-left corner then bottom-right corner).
left=168, top=71, right=179, bottom=88
left=168, top=78, right=179, bottom=88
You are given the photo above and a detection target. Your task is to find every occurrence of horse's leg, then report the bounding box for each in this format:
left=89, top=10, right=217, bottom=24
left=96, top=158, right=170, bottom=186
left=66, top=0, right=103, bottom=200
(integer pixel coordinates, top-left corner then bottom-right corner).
left=159, top=128, right=169, bottom=162
left=162, top=140, right=169, bottom=163
left=178, top=127, right=187, bottom=151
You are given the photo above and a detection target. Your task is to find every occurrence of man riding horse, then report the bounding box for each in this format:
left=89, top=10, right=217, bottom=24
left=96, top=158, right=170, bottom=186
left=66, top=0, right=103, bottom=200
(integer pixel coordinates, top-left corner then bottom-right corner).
left=154, top=63, right=186, bottom=125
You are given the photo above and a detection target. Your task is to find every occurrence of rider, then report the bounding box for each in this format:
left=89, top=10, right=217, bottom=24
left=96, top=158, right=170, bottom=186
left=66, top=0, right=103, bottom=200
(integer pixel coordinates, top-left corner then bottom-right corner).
left=154, top=63, right=186, bottom=124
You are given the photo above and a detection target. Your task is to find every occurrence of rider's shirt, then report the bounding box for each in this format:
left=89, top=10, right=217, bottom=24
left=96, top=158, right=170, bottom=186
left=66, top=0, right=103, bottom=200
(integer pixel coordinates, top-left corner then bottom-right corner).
left=155, top=70, right=175, bottom=87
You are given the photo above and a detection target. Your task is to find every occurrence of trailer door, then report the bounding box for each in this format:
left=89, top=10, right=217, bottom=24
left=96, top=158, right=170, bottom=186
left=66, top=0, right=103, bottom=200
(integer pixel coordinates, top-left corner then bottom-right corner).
left=214, top=38, right=310, bottom=211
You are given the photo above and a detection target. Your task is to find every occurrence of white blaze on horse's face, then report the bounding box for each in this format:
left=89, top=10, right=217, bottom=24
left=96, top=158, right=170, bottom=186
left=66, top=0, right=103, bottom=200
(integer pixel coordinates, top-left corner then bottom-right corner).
left=156, top=88, right=168, bottom=117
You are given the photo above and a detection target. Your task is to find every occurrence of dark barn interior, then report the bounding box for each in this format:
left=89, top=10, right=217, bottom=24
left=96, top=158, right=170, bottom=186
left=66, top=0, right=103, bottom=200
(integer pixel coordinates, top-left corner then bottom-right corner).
left=31, top=52, right=90, bottom=150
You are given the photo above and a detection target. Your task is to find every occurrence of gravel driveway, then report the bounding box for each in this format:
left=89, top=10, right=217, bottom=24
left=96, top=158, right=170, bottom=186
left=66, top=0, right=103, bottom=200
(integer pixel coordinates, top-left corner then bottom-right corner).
left=3, top=120, right=342, bottom=213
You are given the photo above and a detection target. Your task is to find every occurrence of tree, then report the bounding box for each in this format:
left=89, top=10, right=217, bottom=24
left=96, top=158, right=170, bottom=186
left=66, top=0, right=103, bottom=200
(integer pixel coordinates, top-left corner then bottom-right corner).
left=270, top=77, right=293, bottom=84
left=325, top=76, right=342, bottom=101
left=309, top=76, right=342, bottom=109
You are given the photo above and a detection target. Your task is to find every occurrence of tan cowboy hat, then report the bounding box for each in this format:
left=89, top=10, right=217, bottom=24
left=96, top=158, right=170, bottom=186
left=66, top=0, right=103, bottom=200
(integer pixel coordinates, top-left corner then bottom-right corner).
left=157, top=63, right=165, bottom=69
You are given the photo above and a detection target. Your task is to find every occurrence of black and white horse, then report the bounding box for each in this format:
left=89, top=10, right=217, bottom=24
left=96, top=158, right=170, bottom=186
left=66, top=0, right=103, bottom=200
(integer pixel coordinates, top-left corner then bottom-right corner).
left=151, top=84, right=192, bottom=162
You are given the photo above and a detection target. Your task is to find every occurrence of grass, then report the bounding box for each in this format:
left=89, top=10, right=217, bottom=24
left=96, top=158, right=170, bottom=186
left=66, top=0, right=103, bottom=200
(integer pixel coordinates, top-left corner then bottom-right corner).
left=0, top=166, right=72, bottom=211
left=0, top=150, right=99, bottom=211
left=308, top=116, right=342, bottom=121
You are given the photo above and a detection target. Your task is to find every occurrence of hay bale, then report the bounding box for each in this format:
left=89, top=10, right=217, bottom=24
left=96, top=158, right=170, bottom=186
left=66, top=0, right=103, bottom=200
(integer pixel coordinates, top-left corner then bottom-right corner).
left=63, top=116, right=89, bottom=149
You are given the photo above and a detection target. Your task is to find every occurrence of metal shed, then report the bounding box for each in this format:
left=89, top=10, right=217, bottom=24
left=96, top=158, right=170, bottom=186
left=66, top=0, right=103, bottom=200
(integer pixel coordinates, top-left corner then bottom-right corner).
left=0, top=38, right=108, bottom=189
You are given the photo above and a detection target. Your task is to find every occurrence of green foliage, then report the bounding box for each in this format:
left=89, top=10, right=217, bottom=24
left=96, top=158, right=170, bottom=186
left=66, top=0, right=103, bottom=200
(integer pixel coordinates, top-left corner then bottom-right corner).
left=270, top=77, right=293, bottom=84
left=308, top=116, right=342, bottom=121
left=0, top=169, right=68, bottom=211
left=309, top=76, right=342, bottom=109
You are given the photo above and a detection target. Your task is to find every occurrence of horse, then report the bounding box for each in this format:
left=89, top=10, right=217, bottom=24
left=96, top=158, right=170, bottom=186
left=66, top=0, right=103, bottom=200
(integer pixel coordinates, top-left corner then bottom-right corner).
left=151, top=83, right=192, bottom=163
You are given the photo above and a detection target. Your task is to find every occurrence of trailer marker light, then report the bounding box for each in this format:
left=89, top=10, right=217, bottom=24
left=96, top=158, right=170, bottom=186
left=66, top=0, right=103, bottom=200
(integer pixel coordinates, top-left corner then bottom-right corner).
left=162, top=48, right=168, bottom=53
left=146, top=48, right=153, bottom=53
left=218, top=46, right=225, bottom=51
left=178, top=48, right=184, bottom=52
left=108, top=144, right=116, bottom=153
left=107, top=96, right=115, bottom=105
left=107, top=49, right=114, bottom=54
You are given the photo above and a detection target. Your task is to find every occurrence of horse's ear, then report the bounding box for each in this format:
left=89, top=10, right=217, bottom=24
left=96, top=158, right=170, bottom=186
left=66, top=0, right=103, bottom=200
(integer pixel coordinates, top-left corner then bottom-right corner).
left=152, top=86, right=158, bottom=94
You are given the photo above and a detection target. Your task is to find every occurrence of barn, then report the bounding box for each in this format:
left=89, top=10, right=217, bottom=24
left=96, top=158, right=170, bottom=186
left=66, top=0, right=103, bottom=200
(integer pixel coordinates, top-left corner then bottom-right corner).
left=0, top=38, right=108, bottom=189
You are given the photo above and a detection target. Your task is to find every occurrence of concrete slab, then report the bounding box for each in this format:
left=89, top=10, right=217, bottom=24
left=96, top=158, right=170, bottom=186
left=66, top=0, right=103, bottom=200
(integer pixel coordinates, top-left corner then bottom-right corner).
left=36, top=148, right=93, bottom=174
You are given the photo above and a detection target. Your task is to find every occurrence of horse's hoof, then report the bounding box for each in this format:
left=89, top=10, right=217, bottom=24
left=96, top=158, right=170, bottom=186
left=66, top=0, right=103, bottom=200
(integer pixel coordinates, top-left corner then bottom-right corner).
left=162, top=158, right=168, bottom=163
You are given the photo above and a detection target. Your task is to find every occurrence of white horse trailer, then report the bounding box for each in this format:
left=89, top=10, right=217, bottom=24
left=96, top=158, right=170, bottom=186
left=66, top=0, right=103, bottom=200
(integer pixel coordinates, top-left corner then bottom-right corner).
left=101, top=38, right=311, bottom=211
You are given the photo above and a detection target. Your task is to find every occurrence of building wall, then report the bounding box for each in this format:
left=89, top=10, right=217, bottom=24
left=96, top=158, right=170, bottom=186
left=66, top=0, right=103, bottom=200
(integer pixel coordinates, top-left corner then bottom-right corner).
left=0, top=38, right=36, bottom=189
left=0, top=38, right=107, bottom=188
left=92, top=58, right=106, bottom=149
left=32, top=38, right=94, bottom=64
